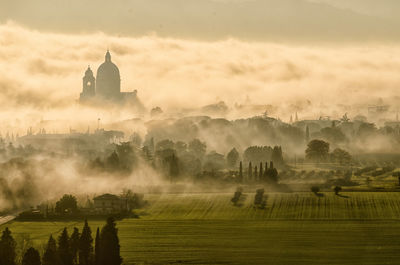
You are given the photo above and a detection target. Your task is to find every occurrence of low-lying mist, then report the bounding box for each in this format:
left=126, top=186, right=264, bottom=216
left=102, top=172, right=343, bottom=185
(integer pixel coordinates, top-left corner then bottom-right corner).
left=0, top=154, right=166, bottom=213
left=1, top=21, right=400, bottom=212
left=1, top=21, right=400, bottom=135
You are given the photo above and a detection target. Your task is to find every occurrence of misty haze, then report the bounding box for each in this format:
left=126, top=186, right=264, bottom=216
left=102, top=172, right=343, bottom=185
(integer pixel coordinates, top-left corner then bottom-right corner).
left=0, top=1, right=400, bottom=265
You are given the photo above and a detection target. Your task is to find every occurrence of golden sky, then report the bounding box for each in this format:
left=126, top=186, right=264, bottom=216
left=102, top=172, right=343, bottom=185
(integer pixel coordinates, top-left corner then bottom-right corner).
left=0, top=1, right=400, bottom=133
left=1, top=0, right=400, bottom=41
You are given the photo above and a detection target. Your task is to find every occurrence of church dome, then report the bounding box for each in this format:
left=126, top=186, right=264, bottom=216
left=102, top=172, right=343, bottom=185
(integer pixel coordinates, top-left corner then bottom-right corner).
left=96, top=50, right=121, bottom=98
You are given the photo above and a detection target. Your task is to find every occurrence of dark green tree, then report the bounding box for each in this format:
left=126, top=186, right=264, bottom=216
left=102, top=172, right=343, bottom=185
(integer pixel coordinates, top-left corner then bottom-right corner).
left=305, top=139, right=330, bottom=163
left=231, top=188, right=242, bottom=206
left=94, top=228, right=100, bottom=265
left=115, top=142, right=137, bottom=172
left=243, top=146, right=272, bottom=164
left=169, top=153, right=180, bottom=179
left=188, top=139, right=206, bottom=159
left=42, top=235, right=59, bottom=265
left=263, top=162, right=269, bottom=181
left=58, top=228, right=72, bottom=265
left=305, top=126, right=310, bottom=143
left=254, top=188, right=265, bottom=205
left=55, top=194, right=78, bottom=214
left=174, top=141, right=187, bottom=155
left=106, top=151, right=120, bottom=170
left=79, top=220, right=93, bottom=265
left=69, top=228, right=79, bottom=265
left=130, top=132, right=142, bottom=147
left=248, top=162, right=252, bottom=181
left=203, top=151, right=225, bottom=171
left=155, top=139, right=175, bottom=152
left=264, top=161, right=278, bottom=183
left=254, top=166, right=258, bottom=181
left=238, top=161, right=243, bottom=183
left=0, top=227, right=16, bottom=265
left=331, top=148, right=352, bottom=165
left=22, top=247, right=41, bottom=265
left=99, top=217, right=122, bottom=265
left=259, top=162, right=263, bottom=180
left=334, top=186, right=342, bottom=195
left=357, top=122, right=377, bottom=139
left=311, top=186, right=320, bottom=195
left=320, top=127, right=346, bottom=144
left=271, top=146, right=284, bottom=166
left=270, top=168, right=278, bottom=183
left=226, top=148, right=239, bottom=168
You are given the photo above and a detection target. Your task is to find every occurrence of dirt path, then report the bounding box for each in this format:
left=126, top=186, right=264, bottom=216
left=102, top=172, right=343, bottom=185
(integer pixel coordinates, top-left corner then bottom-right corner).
left=0, top=215, right=16, bottom=226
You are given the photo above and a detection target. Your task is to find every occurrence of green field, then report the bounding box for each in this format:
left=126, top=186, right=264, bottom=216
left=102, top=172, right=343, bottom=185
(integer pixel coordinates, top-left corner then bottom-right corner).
left=3, top=192, right=400, bottom=264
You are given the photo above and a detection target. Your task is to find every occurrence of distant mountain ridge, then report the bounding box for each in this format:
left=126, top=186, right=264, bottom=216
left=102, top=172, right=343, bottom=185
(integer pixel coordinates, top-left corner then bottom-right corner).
left=0, top=0, right=399, bottom=41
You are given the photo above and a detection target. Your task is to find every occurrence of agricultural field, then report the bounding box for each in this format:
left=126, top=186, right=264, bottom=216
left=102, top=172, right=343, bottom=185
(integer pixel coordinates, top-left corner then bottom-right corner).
left=281, top=163, right=400, bottom=191
left=3, top=192, right=400, bottom=264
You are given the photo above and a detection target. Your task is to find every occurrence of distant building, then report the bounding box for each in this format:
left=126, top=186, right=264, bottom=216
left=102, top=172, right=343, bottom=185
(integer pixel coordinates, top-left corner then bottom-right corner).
left=93, top=193, right=127, bottom=213
left=384, top=121, right=400, bottom=129
left=18, top=129, right=124, bottom=154
left=79, top=50, right=145, bottom=110
left=368, top=105, right=389, bottom=114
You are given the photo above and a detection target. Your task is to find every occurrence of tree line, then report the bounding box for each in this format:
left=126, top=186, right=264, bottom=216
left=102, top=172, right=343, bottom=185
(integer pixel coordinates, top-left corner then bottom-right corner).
left=237, top=160, right=279, bottom=183
left=0, top=217, right=122, bottom=265
left=305, top=139, right=351, bottom=164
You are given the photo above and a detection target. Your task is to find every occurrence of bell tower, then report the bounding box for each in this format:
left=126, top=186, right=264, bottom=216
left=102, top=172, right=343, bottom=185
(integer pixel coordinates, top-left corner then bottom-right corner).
left=80, top=66, right=96, bottom=101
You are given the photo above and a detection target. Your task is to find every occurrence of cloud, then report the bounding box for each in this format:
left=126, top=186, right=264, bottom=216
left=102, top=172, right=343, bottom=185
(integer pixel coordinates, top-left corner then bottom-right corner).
left=0, top=21, right=400, bottom=134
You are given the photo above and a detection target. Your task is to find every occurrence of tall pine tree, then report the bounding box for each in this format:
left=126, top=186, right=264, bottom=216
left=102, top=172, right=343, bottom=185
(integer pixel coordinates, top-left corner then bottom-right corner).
left=79, top=220, right=93, bottom=265
left=0, top=227, right=16, bottom=265
left=42, top=235, right=59, bottom=265
left=99, top=217, right=122, bottom=265
left=94, top=228, right=100, bottom=265
left=22, top=247, right=41, bottom=265
left=69, top=228, right=80, bottom=265
left=58, top=228, right=72, bottom=265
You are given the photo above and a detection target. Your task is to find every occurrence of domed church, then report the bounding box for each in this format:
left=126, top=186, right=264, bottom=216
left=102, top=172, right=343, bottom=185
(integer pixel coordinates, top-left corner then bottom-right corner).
left=79, top=50, right=144, bottom=109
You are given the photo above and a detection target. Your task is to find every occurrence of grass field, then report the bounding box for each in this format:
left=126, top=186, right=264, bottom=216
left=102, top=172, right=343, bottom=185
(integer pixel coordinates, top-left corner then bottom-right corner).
left=3, top=192, right=400, bottom=264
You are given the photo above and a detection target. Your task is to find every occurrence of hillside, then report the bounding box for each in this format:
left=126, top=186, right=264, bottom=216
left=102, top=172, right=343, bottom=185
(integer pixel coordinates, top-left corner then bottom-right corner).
left=1, top=0, right=397, bottom=41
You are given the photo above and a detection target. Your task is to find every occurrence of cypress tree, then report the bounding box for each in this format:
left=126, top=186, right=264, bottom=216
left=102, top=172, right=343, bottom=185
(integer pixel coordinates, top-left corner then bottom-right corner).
left=248, top=162, right=252, bottom=181
left=42, top=235, right=59, bottom=265
left=0, top=227, right=16, bottom=265
left=22, top=247, right=41, bottom=265
left=271, top=146, right=284, bottom=166
left=94, top=228, right=100, bottom=265
left=239, top=161, right=243, bottom=183
left=149, top=137, right=155, bottom=154
left=58, top=228, right=72, bottom=265
left=169, top=153, right=180, bottom=181
left=254, top=166, right=258, bottom=181
left=263, top=162, right=268, bottom=181
left=99, top=217, right=122, bottom=265
left=69, top=228, right=80, bottom=265
left=305, top=126, right=310, bottom=144
left=226, top=148, right=239, bottom=168
left=259, top=162, right=263, bottom=180
left=79, top=220, right=93, bottom=265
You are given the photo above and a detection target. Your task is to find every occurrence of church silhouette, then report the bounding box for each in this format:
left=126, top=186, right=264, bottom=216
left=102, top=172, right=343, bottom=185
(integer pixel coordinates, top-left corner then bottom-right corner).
left=79, top=50, right=144, bottom=110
